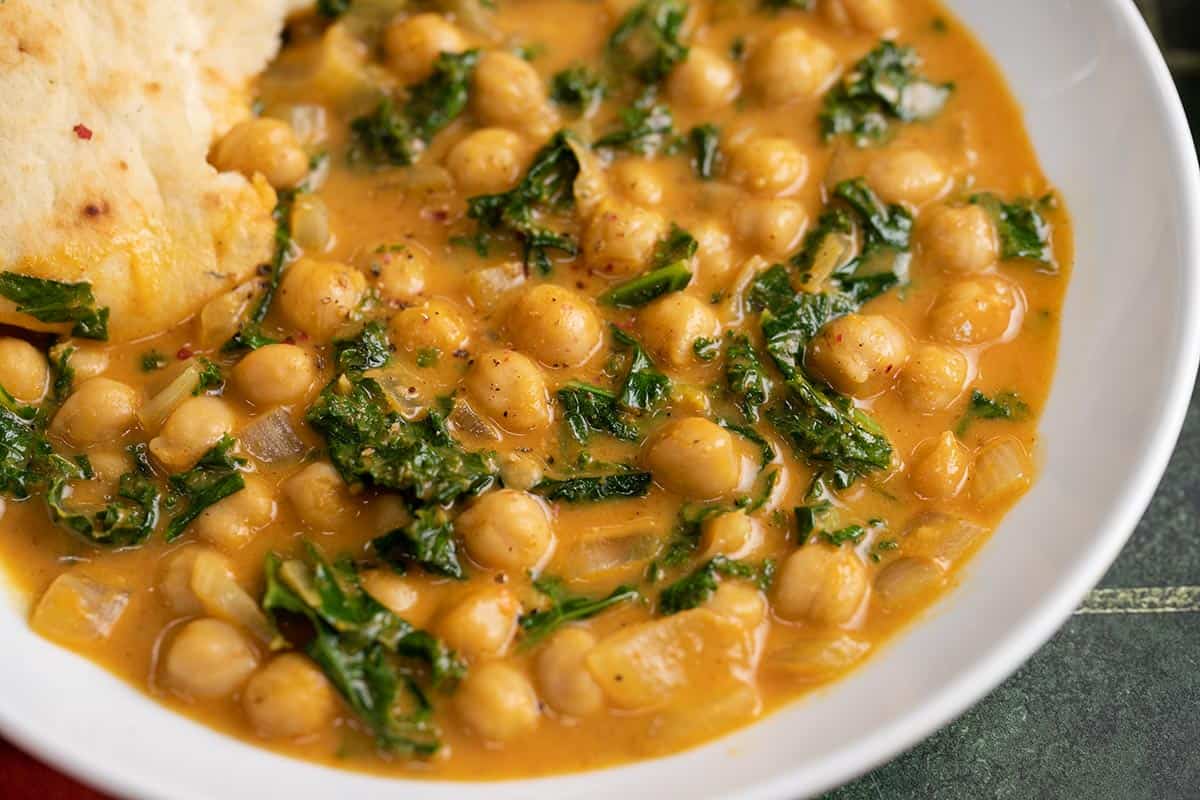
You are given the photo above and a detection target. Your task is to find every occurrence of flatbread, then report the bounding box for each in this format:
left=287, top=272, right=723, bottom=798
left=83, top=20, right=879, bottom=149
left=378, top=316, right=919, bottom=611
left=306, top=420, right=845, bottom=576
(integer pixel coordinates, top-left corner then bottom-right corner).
left=0, top=0, right=303, bottom=342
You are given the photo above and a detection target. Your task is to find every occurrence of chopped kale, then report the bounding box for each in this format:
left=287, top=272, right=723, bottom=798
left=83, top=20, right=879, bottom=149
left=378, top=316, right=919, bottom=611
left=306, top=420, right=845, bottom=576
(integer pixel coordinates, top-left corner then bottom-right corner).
left=51, top=345, right=76, bottom=404
left=692, top=336, right=719, bottom=361
left=520, top=577, right=640, bottom=646
left=598, top=261, right=692, bottom=308
left=557, top=382, right=641, bottom=443
left=466, top=131, right=581, bottom=273
left=550, top=65, right=606, bottom=115
left=163, top=435, right=246, bottom=541
left=594, top=96, right=677, bottom=155
left=224, top=190, right=295, bottom=352
left=653, top=224, right=698, bottom=266
left=956, top=389, right=1029, bottom=435
left=871, top=537, right=900, bottom=562
left=969, top=193, right=1054, bottom=265
left=820, top=40, right=952, bottom=146
left=334, top=320, right=391, bottom=374
left=834, top=177, right=913, bottom=253
left=140, top=350, right=168, bottom=372
left=0, top=385, right=56, bottom=499
left=607, top=0, right=690, bottom=83
left=533, top=471, right=652, bottom=502
left=192, top=357, right=224, bottom=396
left=373, top=507, right=464, bottom=579
left=688, top=123, right=722, bottom=179
left=47, top=444, right=161, bottom=547
left=0, top=273, right=109, bottom=340
left=724, top=334, right=772, bottom=421
left=658, top=555, right=770, bottom=614
left=820, top=524, right=867, bottom=546
left=349, top=51, right=480, bottom=166
left=720, top=420, right=775, bottom=467
left=612, top=327, right=670, bottom=413
left=415, top=348, right=440, bottom=368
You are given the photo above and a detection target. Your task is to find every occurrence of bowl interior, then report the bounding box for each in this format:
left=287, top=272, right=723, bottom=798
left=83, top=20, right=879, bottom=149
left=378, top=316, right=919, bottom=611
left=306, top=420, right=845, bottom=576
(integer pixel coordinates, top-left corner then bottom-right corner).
left=1, top=1, right=1197, bottom=798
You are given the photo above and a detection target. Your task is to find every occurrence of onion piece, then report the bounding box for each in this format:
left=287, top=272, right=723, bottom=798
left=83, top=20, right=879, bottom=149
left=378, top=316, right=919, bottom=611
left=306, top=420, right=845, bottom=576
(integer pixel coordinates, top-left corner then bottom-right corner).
left=971, top=436, right=1033, bottom=506
left=654, top=683, right=760, bottom=750
left=198, top=282, right=257, bottom=348
left=766, top=634, right=870, bottom=682
left=241, top=407, right=306, bottom=463
left=874, top=557, right=946, bottom=609
left=31, top=573, right=129, bottom=646
left=189, top=550, right=277, bottom=646
left=903, top=512, right=989, bottom=568
left=137, top=361, right=202, bottom=433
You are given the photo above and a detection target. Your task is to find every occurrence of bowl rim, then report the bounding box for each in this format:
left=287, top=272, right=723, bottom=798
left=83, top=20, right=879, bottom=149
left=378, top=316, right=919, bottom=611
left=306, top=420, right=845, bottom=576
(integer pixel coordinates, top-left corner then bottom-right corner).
left=2, top=1, right=1199, bottom=798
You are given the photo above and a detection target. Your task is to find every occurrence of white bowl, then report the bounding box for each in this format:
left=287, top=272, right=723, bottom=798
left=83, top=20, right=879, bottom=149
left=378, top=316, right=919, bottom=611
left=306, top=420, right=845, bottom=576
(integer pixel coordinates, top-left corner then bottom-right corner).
left=2, top=1, right=1198, bottom=798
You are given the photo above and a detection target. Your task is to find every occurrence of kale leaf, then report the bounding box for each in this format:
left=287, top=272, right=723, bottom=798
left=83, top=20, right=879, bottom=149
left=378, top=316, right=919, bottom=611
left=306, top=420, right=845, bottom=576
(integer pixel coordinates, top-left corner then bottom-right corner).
left=612, top=327, right=670, bottom=413
left=140, top=351, right=168, bottom=372
left=519, top=577, right=640, bottom=646
left=0, top=273, right=109, bottom=340
left=658, top=555, right=772, bottom=614
left=0, top=384, right=46, bottom=499
left=373, top=506, right=465, bottom=579
left=956, top=389, right=1029, bottom=435
left=335, top=320, right=392, bottom=374
left=51, top=345, right=76, bottom=404
left=550, top=66, right=606, bottom=115
left=689, top=123, right=722, bottom=179
left=594, top=96, right=677, bottom=155
left=557, top=382, right=641, bottom=443
left=607, top=0, right=690, bottom=83
left=724, top=334, right=772, bottom=421
left=164, top=435, right=246, bottom=541
left=47, top=444, right=161, bottom=547
left=193, top=357, right=224, bottom=396
left=533, top=471, right=652, bottom=502
left=969, top=193, right=1054, bottom=265
left=599, top=224, right=696, bottom=307
left=224, top=190, right=295, bottom=352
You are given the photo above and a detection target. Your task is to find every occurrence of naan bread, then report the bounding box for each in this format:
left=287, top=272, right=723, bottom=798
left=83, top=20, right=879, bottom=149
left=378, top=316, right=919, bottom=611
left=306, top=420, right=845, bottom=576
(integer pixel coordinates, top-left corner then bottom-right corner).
left=0, top=0, right=304, bottom=342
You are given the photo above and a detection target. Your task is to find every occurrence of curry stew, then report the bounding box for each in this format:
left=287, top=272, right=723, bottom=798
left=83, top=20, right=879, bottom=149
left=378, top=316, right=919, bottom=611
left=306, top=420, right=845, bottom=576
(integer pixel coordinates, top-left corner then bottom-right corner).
left=0, top=0, right=1070, bottom=779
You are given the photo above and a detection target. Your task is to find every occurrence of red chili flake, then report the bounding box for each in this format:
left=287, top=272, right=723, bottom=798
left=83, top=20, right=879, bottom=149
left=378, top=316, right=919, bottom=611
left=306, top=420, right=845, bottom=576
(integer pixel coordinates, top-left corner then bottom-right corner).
left=176, top=346, right=194, bottom=360
left=283, top=336, right=296, bottom=345
left=73, top=124, right=93, bottom=140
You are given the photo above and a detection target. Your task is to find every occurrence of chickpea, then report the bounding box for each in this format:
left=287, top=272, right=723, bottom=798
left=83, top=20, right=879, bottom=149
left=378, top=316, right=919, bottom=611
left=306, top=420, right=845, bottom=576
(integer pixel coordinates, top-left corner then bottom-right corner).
left=692, top=221, right=734, bottom=282
left=162, top=618, right=259, bottom=699
left=465, top=349, right=552, bottom=433
left=498, top=451, right=544, bottom=491
left=667, top=46, right=738, bottom=110
left=920, top=204, right=999, bottom=274
left=389, top=299, right=471, bottom=357
left=361, top=571, right=438, bottom=628
left=87, top=448, right=133, bottom=484
left=638, top=293, right=720, bottom=368
left=371, top=244, right=428, bottom=305
left=806, top=314, right=910, bottom=398
left=773, top=546, right=868, bottom=625
left=700, top=510, right=760, bottom=559
left=909, top=431, right=970, bottom=499
left=831, top=0, right=897, bottom=33
left=643, top=417, right=740, bottom=500
left=472, top=51, right=551, bottom=132
left=0, top=338, right=48, bottom=403
left=733, top=197, right=808, bottom=259
left=383, top=14, right=468, bottom=84
left=611, top=159, right=664, bottom=207
left=867, top=150, right=947, bottom=206
left=277, top=258, right=367, bottom=342
left=899, top=343, right=969, bottom=413
left=705, top=582, right=767, bottom=629
left=456, top=662, right=540, bottom=741
left=233, top=344, right=318, bottom=407
left=507, top=284, right=604, bottom=368
left=583, top=199, right=668, bottom=276
left=211, top=118, right=308, bottom=189
left=50, top=377, right=140, bottom=446
left=243, top=653, right=338, bottom=739
left=149, top=396, right=236, bottom=472
left=437, top=586, right=520, bottom=659
left=458, top=489, right=554, bottom=573
left=749, top=28, right=837, bottom=105
left=928, top=276, right=1021, bottom=345
left=446, top=128, right=526, bottom=195
left=536, top=628, right=604, bottom=717
left=728, top=138, right=808, bottom=197
left=284, top=462, right=353, bottom=532
left=193, top=476, right=277, bottom=550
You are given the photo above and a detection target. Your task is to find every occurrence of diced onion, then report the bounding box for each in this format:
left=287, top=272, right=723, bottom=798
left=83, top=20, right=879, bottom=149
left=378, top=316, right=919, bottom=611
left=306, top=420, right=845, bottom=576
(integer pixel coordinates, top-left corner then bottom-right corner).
left=199, top=282, right=257, bottom=348
left=190, top=550, right=276, bottom=646
left=367, top=365, right=432, bottom=420
left=654, top=683, right=760, bottom=750
left=971, top=436, right=1032, bottom=506
left=903, top=512, right=988, bottom=568
left=241, top=407, right=306, bottom=463
left=564, top=527, right=661, bottom=584
left=874, top=557, right=946, bottom=609
left=31, top=573, right=129, bottom=646
left=766, top=634, right=870, bottom=682
left=137, top=361, right=202, bottom=433
left=448, top=400, right=500, bottom=441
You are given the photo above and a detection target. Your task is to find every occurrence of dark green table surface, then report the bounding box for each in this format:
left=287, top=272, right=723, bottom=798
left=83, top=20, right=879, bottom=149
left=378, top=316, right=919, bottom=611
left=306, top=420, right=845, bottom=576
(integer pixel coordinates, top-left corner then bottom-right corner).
left=825, top=4, right=1200, bottom=797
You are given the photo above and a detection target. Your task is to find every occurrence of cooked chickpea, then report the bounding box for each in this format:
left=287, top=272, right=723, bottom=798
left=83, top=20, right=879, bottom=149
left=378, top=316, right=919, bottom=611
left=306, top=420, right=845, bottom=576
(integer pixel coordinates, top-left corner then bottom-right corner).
left=583, top=199, right=668, bottom=276
left=899, top=343, right=969, bottom=413
left=446, top=128, right=526, bottom=195
left=149, top=396, right=236, bottom=472
left=87, top=448, right=132, bottom=484
left=0, top=338, right=48, bottom=403
left=700, top=510, right=760, bottom=559
left=750, top=28, right=837, bottom=105
left=773, top=546, right=868, bottom=625
left=277, top=257, right=367, bottom=342
left=211, top=118, right=308, bottom=189
left=638, top=293, right=720, bottom=368
left=867, top=150, right=947, bottom=206
left=458, top=489, right=554, bottom=573
left=50, top=377, right=140, bottom=446
left=437, top=586, right=520, bottom=659
left=611, top=159, right=664, bottom=206
left=243, top=653, right=338, bottom=739
left=928, top=276, right=1021, bottom=345
left=456, top=662, right=540, bottom=741
left=162, top=618, right=259, bottom=699
left=920, top=204, right=999, bottom=273
left=705, top=582, right=767, bottom=629
left=806, top=314, right=910, bottom=398
left=193, top=476, right=276, bottom=550
left=644, top=417, right=740, bottom=500
left=728, top=138, right=808, bottom=196
left=465, top=349, right=552, bottom=433
left=232, top=344, right=318, bottom=407
left=498, top=451, right=544, bottom=491
left=284, top=462, right=354, bottom=532
left=831, top=0, right=897, bottom=33
left=693, top=221, right=734, bottom=282
left=383, top=14, right=468, bottom=84
left=667, top=46, right=738, bottom=110
left=361, top=571, right=438, bottom=628
left=536, top=628, right=604, bottom=717
left=507, top=284, right=604, bottom=368
left=909, top=431, right=970, bottom=499
left=472, top=51, right=551, bottom=132
left=389, top=299, right=471, bottom=356
left=371, top=245, right=428, bottom=304
left=733, top=197, right=808, bottom=259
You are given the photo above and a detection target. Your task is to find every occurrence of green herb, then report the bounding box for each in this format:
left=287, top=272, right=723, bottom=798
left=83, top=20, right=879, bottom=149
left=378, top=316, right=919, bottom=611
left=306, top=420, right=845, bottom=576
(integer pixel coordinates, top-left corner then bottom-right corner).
left=607, top=0, right=690, bottom=83
left=969, top=193, right=1054, bottom=265
left=724, top=334, right=772, bottom=421
left=533, top=471, right=652, bottom=502
left=833, top=178, right=913, bottom=253
left=692, top=337, right=719, bottom=361
left=550, top=65, right=606, bottom=115
left=520, top=577, right=640, bottom=646
left=415, top=347, right=441, bottom=368
left=956, top=389, right=1029, bottom=435
left=0, top=385, right=54, bottom=499
left=688, top=123, right=722, bottom=179
left=192, top=357, right=224, bottom=396
left=514, top=42, right=546, bottom=61
left=316, top=0, right=350, bottom=18
left=658, top=556, right=769, bottom=614
left=871, top=538, right=899, bottom=562
left=335, top=320, right=391, bottom=374
left=224, top=191, right=295, bottom=352
left=466, top=131, right=581, bottom=274
left=47, top=444, right=161, bottom=547
left=612, top=327, right=670, bottom=413
left=558, top=382, right=641, bottom=443
left=163, top=435, right=246, bottom=541
left=349, top=51, right=480, bottom=167
left=140, top=350, right=168, bottom=372
left=598, top=261, right=692, bottom=308
left=51, top=346, right=76, bottom=404
left=720, top=420, right=775, bottom=467
left=820, top=40, right=952, bottom=146
left=653, top=224, right=698, bottom=266
left=594, top=96, right=677, bottom=155
left=373, top=506, right=464, bottom=579
left=0, top=273, right=109, bottom=340
left=820, top=524, right=866, bottom=546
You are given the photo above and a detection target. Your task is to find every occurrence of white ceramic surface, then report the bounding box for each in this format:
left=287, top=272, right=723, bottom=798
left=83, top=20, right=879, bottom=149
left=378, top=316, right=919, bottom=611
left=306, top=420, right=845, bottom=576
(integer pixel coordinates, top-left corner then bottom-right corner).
left=2, top=1, right=1197, bottom=798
